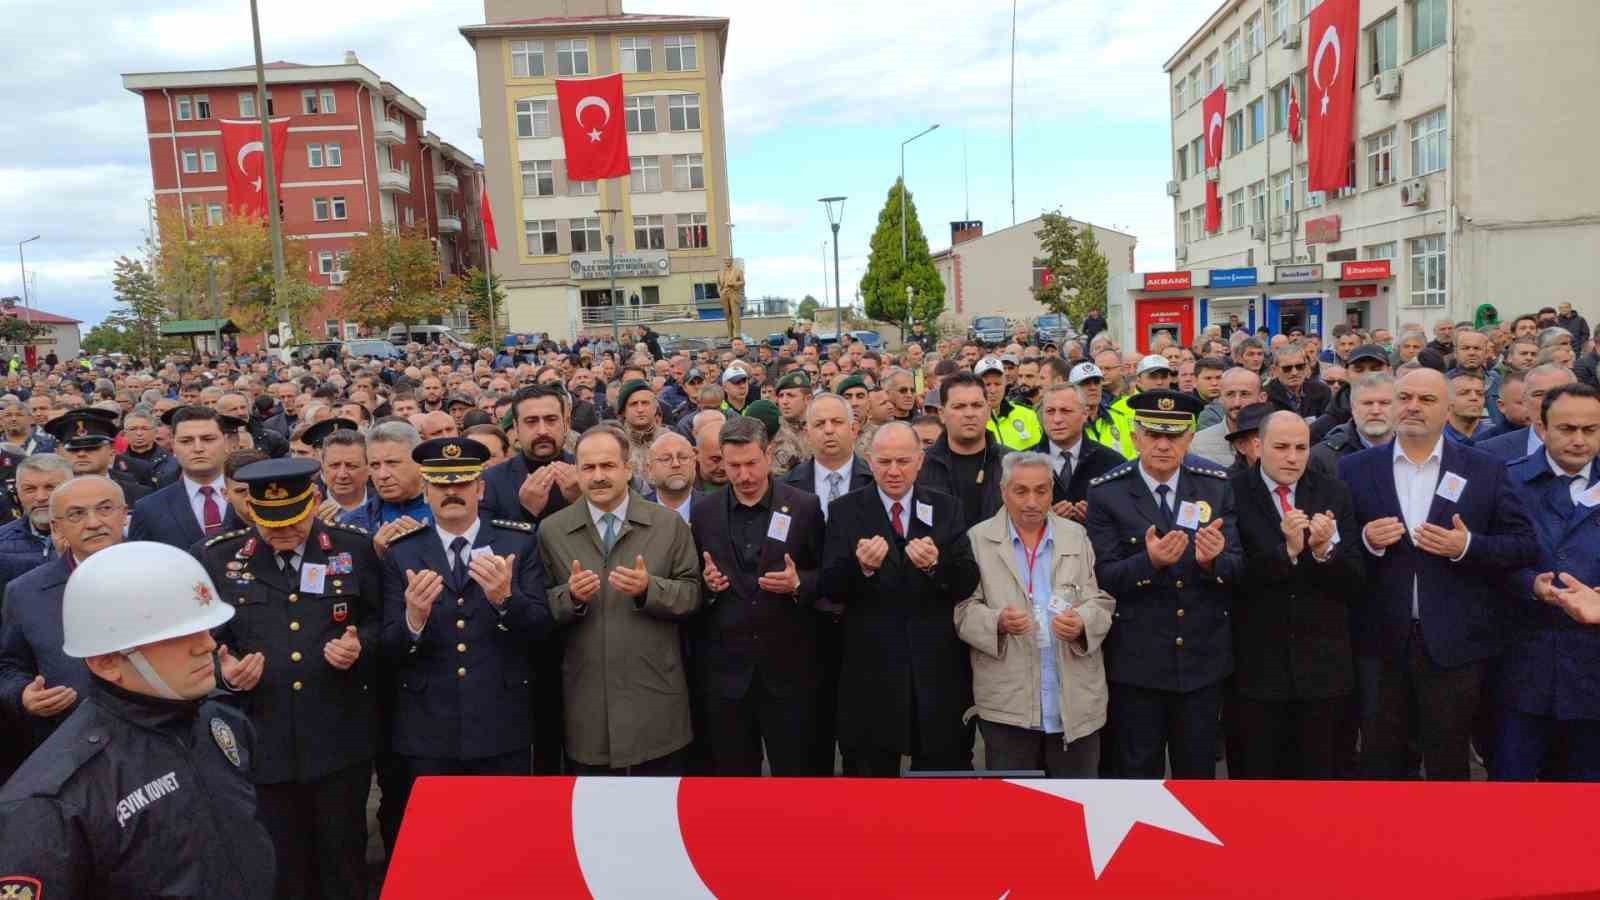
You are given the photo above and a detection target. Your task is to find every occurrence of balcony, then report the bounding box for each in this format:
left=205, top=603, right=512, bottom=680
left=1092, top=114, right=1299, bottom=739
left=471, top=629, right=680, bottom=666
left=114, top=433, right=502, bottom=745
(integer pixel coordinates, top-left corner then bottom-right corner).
left=437, top=215, right=461, bottom=233
left=375, top=118, right=405, bottom=145
left=433, top=172, right=459, bottom=193
left=378, top=168, right=410, bottom=193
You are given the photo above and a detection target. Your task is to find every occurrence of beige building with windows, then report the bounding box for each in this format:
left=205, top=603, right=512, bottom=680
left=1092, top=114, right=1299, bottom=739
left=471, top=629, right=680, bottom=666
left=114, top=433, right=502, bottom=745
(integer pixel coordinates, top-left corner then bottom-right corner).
left=930, top=217, right=1137, bottom=330
left=1157, top=0, right=1600, bottom=338
left=461, top=0, right=732, bottom=340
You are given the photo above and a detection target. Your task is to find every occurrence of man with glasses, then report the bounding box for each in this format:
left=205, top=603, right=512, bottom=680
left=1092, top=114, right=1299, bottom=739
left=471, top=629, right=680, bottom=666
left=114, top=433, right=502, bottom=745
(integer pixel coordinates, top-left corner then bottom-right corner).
left=1265, top=342, right=1330, bottom=418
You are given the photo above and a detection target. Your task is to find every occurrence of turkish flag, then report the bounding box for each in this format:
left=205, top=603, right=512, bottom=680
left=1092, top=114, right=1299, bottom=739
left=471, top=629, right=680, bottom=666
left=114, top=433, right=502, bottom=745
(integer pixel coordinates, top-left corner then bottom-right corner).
left=219, top=118, right=290, bottom=220
left=383, top=777, right=1600, bottom=899
left=1202, top=87, right=1226, bottom=233
left=480, top=185, right=499, bottom=251
left=555, top=74, right=632, bottom=181
left=1307, top=0, right=1358, bottom=191
left=1288, top=84, right=1302, bottom=144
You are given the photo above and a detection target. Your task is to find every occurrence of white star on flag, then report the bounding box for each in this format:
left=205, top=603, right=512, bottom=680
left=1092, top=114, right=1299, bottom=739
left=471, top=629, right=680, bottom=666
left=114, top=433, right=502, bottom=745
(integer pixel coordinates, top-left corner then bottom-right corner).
left=1005, top=779, right=1221, bottom=879
left=588, top=129, right=603, bottom=143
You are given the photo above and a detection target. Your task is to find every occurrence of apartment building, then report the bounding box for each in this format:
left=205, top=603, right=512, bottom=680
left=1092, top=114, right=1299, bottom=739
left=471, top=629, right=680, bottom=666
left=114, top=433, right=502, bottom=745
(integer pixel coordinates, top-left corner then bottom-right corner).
left=461, top=0, right=732, bottom=339
left=931, top=218, right=1137, bottom=328
left=1139, top=0, right=1600, bottom=345
left=122, top=53, right=485, bottom=345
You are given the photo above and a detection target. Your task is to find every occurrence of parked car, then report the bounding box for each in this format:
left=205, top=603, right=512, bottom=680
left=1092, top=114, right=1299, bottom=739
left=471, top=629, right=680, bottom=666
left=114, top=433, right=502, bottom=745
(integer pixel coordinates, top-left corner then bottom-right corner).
left=765, top=331, right=788, bottom=349
left=1033, top=313, right=1073, bottom=347
left=968, top=315, right=1009, bottom=347
left=849, top=330, right=884, bottom=351
left=659, top=334, right=712, bottom=355
left=288, top=341, right=342, bottom=362
left=386, top=324, right=475, bottom=350
left=344, top=338, right=405, bottom=360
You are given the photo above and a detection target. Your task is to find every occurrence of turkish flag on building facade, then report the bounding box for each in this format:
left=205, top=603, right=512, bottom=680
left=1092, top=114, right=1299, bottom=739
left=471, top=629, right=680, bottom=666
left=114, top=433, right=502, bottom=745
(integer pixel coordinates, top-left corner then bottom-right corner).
left=555, top=74, right=631, bottom=181
left=1306, top=0, right=1358, bottom=190
left=1288, top=84, right=1302, bottom=143
left=219, top=118, right=290, bottom=219
left=1202, top=86, right=1226, bottom=233
left=480, top=185, right=499, bottom=251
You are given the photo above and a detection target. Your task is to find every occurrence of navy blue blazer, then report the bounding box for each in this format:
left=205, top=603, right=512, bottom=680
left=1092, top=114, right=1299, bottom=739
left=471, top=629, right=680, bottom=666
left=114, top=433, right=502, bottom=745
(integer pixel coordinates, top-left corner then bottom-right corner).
left=0, top=557, right=85, bottom=748
left=127, top=481, right=244, bottom=550
left=479, top=451, right=576, bottom=526
left=1338, top=439, right=1538, bottom=668
left=1500, top=452, right=1600, bottom=720
left=380, top=517, right=553, bottom=760
left=1475, top=427, right=1539, bottom=465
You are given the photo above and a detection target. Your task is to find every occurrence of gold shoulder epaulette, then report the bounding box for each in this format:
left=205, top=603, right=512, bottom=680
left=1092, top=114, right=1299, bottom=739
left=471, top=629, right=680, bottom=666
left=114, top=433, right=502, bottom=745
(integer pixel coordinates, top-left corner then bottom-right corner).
left=205, top=528, right=250, bottom=548
left=492, top=518, right=534, bottom=532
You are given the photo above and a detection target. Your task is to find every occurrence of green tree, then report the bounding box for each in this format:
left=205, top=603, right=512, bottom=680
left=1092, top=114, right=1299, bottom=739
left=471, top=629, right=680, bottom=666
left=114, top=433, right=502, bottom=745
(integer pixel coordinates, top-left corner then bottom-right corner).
left=796, top=294, right=819, bottom=321
left=859, top=178, right=945, bottom=328
left=152, top=207, right=320, bottom=339
left=462, top=268, right=508, bottom=345
left=1072, top=226, right=1110, bottom=323
left=82, top=321, right=136, bottom=355
left=1030, top=211, right=1083, bottom=318
left=342, top=226, right=466, bottom=332
left=109, top=252, right=166, bottom=359
left=0, top=311, right=49, bottom=348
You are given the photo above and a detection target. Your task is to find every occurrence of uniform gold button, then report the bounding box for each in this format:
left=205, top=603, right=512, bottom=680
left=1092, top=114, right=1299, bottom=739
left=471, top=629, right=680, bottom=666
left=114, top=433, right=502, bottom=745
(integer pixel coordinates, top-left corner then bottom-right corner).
left=457, top=598, right=464, bottom=607
left=288, top=593, right=298, bottom=604
left=292, top=681, right=303, bottom=691
left=457, top=667, right=467, bottom=677
left=289, top=621, right=300, bottom=631
left=456, top=619, right=465, bottom=630
left=1175, top=637, right=1185, bottom=647
left=1176, top=609, right=1185, bottom=617
left=456, top=643, right=467, bottom=653
left=291, top=651, right=303, bottom=662
left=1175, top=580, right=1184, bottom=589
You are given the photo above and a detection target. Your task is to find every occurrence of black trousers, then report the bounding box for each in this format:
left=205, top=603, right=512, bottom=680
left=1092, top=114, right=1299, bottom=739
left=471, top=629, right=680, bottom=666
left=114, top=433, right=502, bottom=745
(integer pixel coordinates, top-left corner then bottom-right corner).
left=704, top=670, right=818, bottom=776
left=840, top=749, right=971, bottom=777
left=255, top=761, right=372, bottom=900
left=1361, top=625, right=1485, bottom=781
left=811, top=613, right=845, bottom=776
left=1110, top=681, right=1222, bottom=779
left=386, top=748, right=529, bottom=848
left=567, top=745, right=689, bottom=776
left=531, top=633, right=566, bottom=775
left=1229, top=695, right=1344, bottom=779
left=978, top=720, right=1101, bottom=778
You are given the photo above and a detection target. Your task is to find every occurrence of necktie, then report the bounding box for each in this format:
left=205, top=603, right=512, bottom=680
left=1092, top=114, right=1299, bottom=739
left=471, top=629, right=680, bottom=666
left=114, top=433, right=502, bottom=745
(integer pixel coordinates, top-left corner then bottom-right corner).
left=1058, top=450, right=1074, bottom=485
left=450, top=536, right=470, bottom=573
left=277, top=550, right=298, bottom=574
left=825, top=472, right=843, bottom=518
left=1155, top=484, right=1174, bottom=529
left=199, top=485, right=222, bottom=536
left=1555, top=474, right=1583, bottom=517
left=1274, top=484, right=1293, bottom=516
left=890, top=501, right=905, bottom=538
left=600, top=513, right=619, bottom=553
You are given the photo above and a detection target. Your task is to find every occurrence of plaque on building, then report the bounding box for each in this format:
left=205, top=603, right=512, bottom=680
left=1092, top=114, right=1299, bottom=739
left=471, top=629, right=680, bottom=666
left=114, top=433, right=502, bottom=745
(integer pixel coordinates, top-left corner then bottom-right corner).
left=569, top=252, right=671, bottom=281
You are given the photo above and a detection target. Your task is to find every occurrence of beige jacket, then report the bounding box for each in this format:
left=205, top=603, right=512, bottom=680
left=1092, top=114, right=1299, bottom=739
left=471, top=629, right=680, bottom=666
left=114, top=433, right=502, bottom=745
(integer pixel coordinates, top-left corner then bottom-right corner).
left=537, top=489, right=702, bottom=767
left=954, top=511, right=1115, bottom=745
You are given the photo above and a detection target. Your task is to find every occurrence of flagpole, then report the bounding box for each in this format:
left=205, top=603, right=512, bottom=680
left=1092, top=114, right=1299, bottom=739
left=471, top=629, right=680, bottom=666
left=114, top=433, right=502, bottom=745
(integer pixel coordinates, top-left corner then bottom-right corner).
left=249, top=0, right=288, bottom=355
left=484, top=190, right=499, bottom=349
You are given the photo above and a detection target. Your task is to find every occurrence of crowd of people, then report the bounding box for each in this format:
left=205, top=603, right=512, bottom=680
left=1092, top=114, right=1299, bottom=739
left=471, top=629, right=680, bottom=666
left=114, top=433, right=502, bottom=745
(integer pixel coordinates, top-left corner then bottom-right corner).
left=0, top=302, right=1598, bottom=898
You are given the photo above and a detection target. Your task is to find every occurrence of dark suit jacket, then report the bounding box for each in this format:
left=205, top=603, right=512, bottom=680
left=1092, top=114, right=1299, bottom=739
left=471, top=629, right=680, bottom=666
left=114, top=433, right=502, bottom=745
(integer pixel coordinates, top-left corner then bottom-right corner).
left=690, top=480, right=824, bottom=700
left=128, top=480, right=244, bottom=550
left=380, top=518, right=552, bottom=760
left=1475, top=427, right=1538, bottom=465
left=1228, top=465, right=1363, bottom=701
left=780, top=454, right=875, bottom=504
left=1026, top=436, right=1123, bottom=504
left=479, top=451, right=576, bottom=526
left=1338, top=439, right=1538, bottom=668
left=917, top=433, right=1007, bottom=532
left=818, top=486, right=979, bottom=757
left=0, top=557, right=84, bottom=749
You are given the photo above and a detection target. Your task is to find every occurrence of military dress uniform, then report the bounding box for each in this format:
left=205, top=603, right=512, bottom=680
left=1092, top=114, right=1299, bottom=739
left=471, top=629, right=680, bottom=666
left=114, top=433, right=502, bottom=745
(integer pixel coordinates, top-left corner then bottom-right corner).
left=43, top=409, right=151, bottom=505
left=1084, top=390, right=1243, bottom=779
left=200, top=458, right=380, bottom=900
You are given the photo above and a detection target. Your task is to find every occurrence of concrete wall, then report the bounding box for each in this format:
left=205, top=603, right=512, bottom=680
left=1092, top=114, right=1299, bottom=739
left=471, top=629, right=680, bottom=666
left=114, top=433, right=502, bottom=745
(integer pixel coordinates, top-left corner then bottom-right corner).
left=932, top=217, right=1137, bottom=330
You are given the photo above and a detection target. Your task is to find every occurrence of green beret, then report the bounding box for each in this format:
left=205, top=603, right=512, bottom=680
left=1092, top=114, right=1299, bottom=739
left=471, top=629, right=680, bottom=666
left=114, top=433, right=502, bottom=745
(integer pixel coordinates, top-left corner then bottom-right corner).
left=775, top=371, right=812, bottom=393
left=616, top=379, right=653, bottom=410
left=835, top=374, right=868, bottom=395
left=743, top=399, right=782, bottom=439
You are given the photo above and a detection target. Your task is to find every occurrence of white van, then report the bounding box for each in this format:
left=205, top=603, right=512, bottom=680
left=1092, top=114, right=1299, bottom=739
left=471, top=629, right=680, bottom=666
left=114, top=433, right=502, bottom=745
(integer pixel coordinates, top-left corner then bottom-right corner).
left=386, top=325, right=474, bottom=350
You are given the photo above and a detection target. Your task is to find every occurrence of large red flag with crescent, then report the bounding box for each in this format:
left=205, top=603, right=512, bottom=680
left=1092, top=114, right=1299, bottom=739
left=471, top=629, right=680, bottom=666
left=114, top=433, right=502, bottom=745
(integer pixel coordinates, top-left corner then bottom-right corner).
left=1202, top=86, right=1226, bottom=233
left=555, top=74, right=632, bottom=181
left=1306, top=0, right=1358, bottom=190
left=480, top=185, right=499, bottom=251
left=218, top=118, right=290, bottom=220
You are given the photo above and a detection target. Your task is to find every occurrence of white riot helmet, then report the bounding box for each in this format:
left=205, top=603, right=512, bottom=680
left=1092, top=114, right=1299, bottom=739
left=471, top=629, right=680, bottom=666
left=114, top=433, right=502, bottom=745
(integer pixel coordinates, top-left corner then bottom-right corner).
left=63, top=541, right=233, bottom=659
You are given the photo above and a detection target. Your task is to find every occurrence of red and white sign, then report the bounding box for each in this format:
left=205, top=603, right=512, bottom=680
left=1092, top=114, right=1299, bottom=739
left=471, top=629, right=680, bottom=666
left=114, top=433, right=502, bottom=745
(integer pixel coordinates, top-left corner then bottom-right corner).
left=1202, top=87, right=1226, bottom=233
left=219, top=117, right=290, bottom=219
left=1341, top=260, right=1392, bottom=280
left=1143, top=271, right=1193, bottom=291
left=383, top=777, right=1600, bottom=899
left=556, top=74, right=632, bottom=181
left=1339, top=284, right=1378, bottom=299
left=1306, top=0, right=1359, bottom=191
left=1304, top=214, right=1341, bottom=244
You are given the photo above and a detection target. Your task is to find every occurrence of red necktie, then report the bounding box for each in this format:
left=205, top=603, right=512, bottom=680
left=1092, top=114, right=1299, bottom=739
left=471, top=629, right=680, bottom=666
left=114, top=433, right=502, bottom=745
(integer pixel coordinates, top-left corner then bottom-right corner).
left=890, top=501, right=905, bottom=538
left=1274, top=484, right=1293, bottom=516
left=200, top=485, right=223, bottom=536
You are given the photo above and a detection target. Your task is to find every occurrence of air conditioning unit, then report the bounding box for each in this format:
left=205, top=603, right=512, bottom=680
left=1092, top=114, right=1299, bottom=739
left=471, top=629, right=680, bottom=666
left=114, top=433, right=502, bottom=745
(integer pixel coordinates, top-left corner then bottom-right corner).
left=1226, top=63, right=1250, bottom=91
left=1205, top=166, right=1220, bottom=182
left=329, top=271, right=347, bottom=285
left=1400, top=178, right=1429, bottom=208
left=1282, top=28, right=1302, bottom=49
left=1175, top=243, right=1189, bottom=263
left=1250, top=222, right=1266, bottom=240
left=1374, top=69, right=1402, bottom=100
left=1166, top=180, right=1181, bottom=197
left=1271, top=215, right=1291, bottom=236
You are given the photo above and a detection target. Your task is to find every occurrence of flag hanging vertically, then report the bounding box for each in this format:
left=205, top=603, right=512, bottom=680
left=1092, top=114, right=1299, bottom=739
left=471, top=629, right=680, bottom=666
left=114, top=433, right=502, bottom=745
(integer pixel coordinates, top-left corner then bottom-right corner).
left=219, top=117, right=290, bottom=219
left=1202, top=86, right=1226, bottom=233
left=480, top=185, right=499, bottom=251
left=555, top=74, right=632, bottom=181
left=1306, top=0, right=1358, bottom=190
left=1288, top=83, right=1302, bottom=144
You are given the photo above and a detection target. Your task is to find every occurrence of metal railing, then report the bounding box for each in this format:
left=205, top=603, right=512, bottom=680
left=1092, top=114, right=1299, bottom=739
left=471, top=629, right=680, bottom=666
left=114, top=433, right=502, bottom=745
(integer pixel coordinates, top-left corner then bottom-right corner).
left=577, top=302, right=791, bottom=327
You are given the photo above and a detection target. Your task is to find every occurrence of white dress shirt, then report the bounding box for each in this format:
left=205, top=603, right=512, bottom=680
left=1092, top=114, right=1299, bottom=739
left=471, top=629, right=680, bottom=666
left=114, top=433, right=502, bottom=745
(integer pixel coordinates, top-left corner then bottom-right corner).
left=814, top=457, right=853, bottom=520
left=589, top=495, right=630, bottom=535
left=183, top=475, right=227, bottom=531
left=434, top=518, right=483, bottom=572
left=1138, top=464, right=1181, bottom=516
left=1048, top=437, right=1083, bottom=479
left=1261, top=467, right=1296, bottom=518
left=1546, top=452, right=1594, bottom=504
left=877, top=487, right=912, bottom=535
left=1363, top=436, right=1470, bottom=619
left=1527, top=428, right=1545, bottom=458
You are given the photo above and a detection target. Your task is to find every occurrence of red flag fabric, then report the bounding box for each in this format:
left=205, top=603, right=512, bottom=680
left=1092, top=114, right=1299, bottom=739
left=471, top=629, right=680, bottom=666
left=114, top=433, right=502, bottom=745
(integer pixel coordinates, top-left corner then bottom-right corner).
left=1202, top=87, right=1226, bottom=233
left=1306, top=0, right=1358, bottom=190
left=555, top=74, right=632, bottom=181
left=218, top=117, right=290, bottom=219
left=1288, top=84, right=1302, bottom=144
left=384, top=777, right=1600, bottom=899
left=479, top=185, right=499, bottom=251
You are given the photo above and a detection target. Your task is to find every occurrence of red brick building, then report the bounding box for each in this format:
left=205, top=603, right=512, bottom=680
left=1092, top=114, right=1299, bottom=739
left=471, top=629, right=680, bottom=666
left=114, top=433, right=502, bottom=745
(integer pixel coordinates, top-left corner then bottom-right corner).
left=122, top=52, right=487, bottom=346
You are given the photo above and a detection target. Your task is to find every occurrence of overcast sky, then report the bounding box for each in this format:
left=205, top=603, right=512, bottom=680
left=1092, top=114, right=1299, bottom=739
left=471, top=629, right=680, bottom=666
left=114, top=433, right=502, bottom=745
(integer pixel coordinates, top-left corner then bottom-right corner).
left=0, top=0, right=1214, bottom=329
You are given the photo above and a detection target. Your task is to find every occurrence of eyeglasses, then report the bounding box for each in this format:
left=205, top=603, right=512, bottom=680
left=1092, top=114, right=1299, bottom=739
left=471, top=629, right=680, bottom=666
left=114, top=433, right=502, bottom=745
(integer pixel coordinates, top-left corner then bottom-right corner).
left=1279, top=362, right=1308, bottom=373
left=57, top=500, right=125, bottom=525
left=651, top=452, right=697, bottom=465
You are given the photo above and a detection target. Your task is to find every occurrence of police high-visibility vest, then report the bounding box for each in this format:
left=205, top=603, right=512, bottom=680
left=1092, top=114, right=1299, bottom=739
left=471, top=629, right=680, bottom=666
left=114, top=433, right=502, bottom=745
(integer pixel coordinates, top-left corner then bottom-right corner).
left=985, top=400, right=1042, bottom=451
left=1086, top=398, right=1136, bottom=459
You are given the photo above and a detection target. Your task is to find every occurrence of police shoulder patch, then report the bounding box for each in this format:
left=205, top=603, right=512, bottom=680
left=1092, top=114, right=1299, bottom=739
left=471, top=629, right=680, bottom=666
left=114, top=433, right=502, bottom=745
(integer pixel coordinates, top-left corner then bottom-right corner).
left=390, top=520, right=429, bottom=543
left=205, top=527, right=251, bottom=548
left=330, top=521, right=370, bottom=537
left=1183, top=462, right=1229, bottom=479
left=1089, top=460, right=1137, bottom=488
left=492, top=518, right=534, bottom=532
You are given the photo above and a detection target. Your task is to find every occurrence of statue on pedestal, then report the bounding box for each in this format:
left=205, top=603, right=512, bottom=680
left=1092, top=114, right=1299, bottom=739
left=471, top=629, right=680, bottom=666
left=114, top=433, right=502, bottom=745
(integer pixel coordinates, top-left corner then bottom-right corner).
left=716, top=258, right=745, bottom=342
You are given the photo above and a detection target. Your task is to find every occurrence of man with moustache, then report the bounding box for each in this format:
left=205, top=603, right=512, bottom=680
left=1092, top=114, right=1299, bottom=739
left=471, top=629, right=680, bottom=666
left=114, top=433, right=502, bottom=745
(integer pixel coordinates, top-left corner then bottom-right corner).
left=480, top=384, right=580, bottom=527
left=644, top=432, right=698, bottom=523
left=45, top=408, right=151, bottom=506
left=0, top=454, right=71, bottom=587
left=1310, top=373, right=1399, bottom=478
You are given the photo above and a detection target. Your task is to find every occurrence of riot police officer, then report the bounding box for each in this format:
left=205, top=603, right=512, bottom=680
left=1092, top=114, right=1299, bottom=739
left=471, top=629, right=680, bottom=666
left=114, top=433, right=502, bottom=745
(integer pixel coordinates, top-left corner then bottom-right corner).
left=0, top=541, right=275, bottom=899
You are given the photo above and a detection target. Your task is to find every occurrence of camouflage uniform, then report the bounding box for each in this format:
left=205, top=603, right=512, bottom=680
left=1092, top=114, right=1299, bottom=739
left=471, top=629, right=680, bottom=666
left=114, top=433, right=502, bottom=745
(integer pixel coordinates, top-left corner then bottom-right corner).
left=770, top=421, right=809, bottom=476
left=853, top=420, right=883, bottom=460
left=625, top=423, right=668, bottom=485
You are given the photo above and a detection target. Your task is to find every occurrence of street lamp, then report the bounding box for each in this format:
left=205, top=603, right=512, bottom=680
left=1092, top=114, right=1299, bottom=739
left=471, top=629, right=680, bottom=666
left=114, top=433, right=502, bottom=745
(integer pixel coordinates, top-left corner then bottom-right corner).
left=16, top=235, right=39, bottom=326
left=901, top=124, right=939, bottom=330
left=596, top=207, right=623, bottom=348
left=818, top=196, right=846, bottom=343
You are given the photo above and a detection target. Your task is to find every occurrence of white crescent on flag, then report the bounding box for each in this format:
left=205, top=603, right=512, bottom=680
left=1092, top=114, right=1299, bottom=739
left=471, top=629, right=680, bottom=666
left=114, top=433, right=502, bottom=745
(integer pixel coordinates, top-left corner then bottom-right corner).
left=236, top=140, right=264, bottom=192
left=571, top=777, right=714, bottom=899
left=575, top=96, right=612, bottom=143
left=1207, top=111, right=1223, bottom=161
left=1313, top=25, right=1341, bottom=115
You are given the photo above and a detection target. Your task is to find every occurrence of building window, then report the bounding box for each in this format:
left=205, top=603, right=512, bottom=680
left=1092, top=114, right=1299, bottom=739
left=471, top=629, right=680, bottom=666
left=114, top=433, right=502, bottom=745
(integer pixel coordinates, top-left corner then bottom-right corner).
left=624, top=96, right=656, bottom=134
left=1409, top=234, right=1446, bottom=306
left=324, top=319, right=341, bottom=339
left=308, top=144, right=324, bottom=168
left=1269, top=0, right=1289, bottom=39
left=1369, top=14, right=1398, bottom=78
left=1365, top=242, right=1397, bottom=260
left=1227, top=112, right=1244, bottom=155
left=343, top=321, right=359, bottom=340
left=1228, top=189, right=1246, bottom=231
left=620, top=36, right=652, bottom=73
left=640, top=286, right=661, bottom=306
left=667, top=94, right=701, bottom=132
left=521, top=160, right=555, bottom=197
left=200, top=150, right=217, bottom=173
left=511, top=40, right=545, bottom=77
left=302, top=89, right=321, bottom=115
left=676, top=213, right=709, bottom=249
left=1411, top=0, right=1446, bottom=55
left=1224, top=33, right=1242, bottom=80
left=324, top=144, right=342, bottom=167
left=629, top=155, right=661, bottom=192
left=556, top=39, right=590, bottom=76
left=569, top=217, right=602, bottom=253
left=524, top=219, right=558, bottom=255
left=1299, top=163, right=1324, bottom=208
left=181, top=150, right=199, bottom=173
left=1271, top=169, right=1293, bottom=219
left=672, top=154, right=705, bottom=190
left=318, top=251, right=336, bottom=275
left=321, top=89, right=336, bottom=114
left=1174, top=78, right=1186, bottom=114
left=1366, top=128, right=1395, bottom=188
left=516, top=99, right=551, bottom=138
left=1247, top=97, right=1265, bottom=145
left=633, top=214, right=665, bottom=250
left=1270, top=81, right=1290, bottom=133
left=1246, top=13, right=1264, bottom=54
left=1410, top=109, right=1446, bottom=175
left=1176, top=145, right=1188, bottom=180
left=331, top=196, right=348, bottom=220
left=1178, top=210, right=1190, bottom=244
left=238, top=92, right=255, bottom=117
left=176, top=95, right=192, bottom=121
left=692, top=282, right=720, bottom=303
left=264, top=92, right=275, bottom=115
left=313, top=197, right=330, bottom=221
left=665, top=35, right=697, bottom=71
left=571, top=179, right=598, bottom=196
left=1187, top=67, right=1201, bottom=105
left=1191, top=137, right=1204, bottom=170
left=194, top=95, right=211, bottom=120
left=1205, top=52, right=1220, bottom=92
left=1247, top=181, right=1266, bottom=226
left=404, top=207, right=415, bottom=227
left=206, top=203, right=224, bottom=226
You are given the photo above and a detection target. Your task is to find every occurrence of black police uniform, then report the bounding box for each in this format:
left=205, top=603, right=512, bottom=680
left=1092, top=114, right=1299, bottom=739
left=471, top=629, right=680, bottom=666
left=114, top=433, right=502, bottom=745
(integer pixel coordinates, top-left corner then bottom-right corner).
left=0, top=680, right=276, bottom=900
left=198, top=458, right=380, bottom=900
left=43, top=409, right=152, bottom=505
